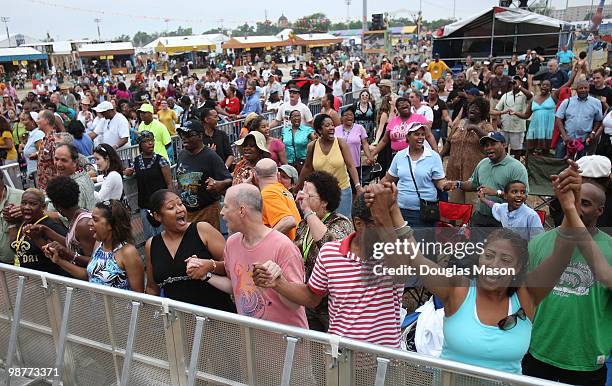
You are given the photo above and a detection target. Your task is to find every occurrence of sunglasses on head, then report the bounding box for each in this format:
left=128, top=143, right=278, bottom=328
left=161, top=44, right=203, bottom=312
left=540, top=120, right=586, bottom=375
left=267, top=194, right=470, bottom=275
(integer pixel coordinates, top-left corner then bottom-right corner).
left=497, top=307, right=526, bottom=331
left=95, top=145, right=108, bottom=155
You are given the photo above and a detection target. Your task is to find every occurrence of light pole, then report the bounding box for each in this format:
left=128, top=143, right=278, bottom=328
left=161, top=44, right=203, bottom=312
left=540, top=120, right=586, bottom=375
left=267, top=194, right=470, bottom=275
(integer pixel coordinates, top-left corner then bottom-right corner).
left=94, top=18, right=101, bottom=41
left=346, top=0, right=352, bottom=23
left=1, top=17, right=10, bottom=47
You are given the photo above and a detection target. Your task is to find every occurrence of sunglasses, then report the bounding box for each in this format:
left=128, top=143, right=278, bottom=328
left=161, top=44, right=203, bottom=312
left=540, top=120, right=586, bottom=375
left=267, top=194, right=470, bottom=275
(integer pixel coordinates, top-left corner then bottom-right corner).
left=179, top=130, right=200, bottom=138
left=497, top=307, right=526, bottom=331
left=94, top=145, right=108, bottom=155
left=99, top=200, right=112, bottom=209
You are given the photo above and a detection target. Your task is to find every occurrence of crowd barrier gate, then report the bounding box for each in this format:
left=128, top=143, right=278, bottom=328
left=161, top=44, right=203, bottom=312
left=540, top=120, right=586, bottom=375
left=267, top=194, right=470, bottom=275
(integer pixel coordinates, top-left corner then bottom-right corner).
left=0, top=264, right=566, bottom=386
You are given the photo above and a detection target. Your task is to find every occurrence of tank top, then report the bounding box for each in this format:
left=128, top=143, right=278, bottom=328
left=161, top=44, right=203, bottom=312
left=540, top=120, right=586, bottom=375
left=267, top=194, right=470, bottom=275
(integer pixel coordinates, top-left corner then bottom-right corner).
left=312, top=138, right=350, bottom=190
left=87, top=243, right=130, bottom=290
left=440, top=282, right=532, bottom=374
left=150, top=222, right=236, bottom=312
left=66, top=211, right=92, bottom=255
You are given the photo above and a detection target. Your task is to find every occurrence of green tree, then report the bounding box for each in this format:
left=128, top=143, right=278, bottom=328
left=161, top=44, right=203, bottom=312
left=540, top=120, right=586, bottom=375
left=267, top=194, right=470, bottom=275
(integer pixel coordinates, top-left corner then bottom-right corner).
left=113, top=34, right=132, bottom=42
left=293, top=13, right=331, bottom=33
left=232, top=23, right=255, bottom=36
left=133, top=31, right=158, bottom=47
left=256, top=21, right=281, bottom=35
left=43, top=32, right=54, bottom=42
left=422, top=18, right=456, bottom=30
left=202, top=27, right=225, bottom=34
left=166, top=26, right=193, bottom=37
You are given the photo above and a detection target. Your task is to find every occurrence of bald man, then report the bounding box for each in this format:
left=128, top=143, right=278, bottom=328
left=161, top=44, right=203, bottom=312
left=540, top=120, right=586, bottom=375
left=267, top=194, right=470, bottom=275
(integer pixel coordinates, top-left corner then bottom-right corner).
left=218, top=184, right=308, bottom=328
left=524, top=181, right=612, bottom=384
left=254, top=158, right=301, bottom=240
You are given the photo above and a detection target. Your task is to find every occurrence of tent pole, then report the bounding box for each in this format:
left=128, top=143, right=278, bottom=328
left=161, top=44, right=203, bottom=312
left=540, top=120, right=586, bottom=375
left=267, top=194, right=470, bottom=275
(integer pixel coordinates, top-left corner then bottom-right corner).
left=489, top=11, right=495, bottom=58
left=513, top=23, right=518, bottom=53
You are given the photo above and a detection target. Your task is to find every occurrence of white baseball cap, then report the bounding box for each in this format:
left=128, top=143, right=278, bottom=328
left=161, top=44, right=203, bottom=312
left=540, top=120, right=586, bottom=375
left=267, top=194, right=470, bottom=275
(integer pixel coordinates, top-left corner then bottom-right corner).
left=577, top=155, right=611, bottom=178
left=93, top=101, right=114, bottom=113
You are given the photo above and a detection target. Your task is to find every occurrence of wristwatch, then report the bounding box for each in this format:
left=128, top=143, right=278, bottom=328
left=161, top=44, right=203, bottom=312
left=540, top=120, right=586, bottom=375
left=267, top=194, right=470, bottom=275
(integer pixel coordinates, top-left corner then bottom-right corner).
left=202, top=272, right=213, bottom=282
left=496, top=189, right=503, bottom=197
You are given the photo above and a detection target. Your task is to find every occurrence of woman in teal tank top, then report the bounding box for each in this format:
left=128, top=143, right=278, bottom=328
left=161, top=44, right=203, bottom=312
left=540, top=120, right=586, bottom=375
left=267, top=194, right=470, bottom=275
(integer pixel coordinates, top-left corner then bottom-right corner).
left=375, top=166, right=583, bottom=374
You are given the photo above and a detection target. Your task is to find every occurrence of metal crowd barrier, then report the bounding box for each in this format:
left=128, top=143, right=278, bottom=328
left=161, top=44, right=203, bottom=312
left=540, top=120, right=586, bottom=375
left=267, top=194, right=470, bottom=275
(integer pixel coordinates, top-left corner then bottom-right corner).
left=0, top=264, right=565, bottom=386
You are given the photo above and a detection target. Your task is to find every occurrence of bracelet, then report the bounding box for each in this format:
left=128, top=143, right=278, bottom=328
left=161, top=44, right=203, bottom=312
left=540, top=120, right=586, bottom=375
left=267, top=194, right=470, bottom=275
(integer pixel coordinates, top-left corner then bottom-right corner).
left=303, top=211, right=316, bottom=220
left=395, top=225, right=413, bottom=238
left=210, top=259, right=217, bottom=272
left=394, top=221, right=408, bottom=231
left=71, top=252, right=79, bottom=265
left=355, top=183, right=362, bottom=188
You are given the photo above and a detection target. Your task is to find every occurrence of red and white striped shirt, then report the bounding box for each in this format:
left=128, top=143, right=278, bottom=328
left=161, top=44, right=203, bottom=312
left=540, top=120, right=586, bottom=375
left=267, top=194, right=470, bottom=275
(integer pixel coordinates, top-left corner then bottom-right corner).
left=307, top=233, right=403, bottom=347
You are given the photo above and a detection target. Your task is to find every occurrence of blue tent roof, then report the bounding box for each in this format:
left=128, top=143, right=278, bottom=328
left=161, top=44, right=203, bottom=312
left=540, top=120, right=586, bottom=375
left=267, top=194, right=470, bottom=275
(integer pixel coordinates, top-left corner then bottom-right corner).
left=0, top=47, right=48, bottom=63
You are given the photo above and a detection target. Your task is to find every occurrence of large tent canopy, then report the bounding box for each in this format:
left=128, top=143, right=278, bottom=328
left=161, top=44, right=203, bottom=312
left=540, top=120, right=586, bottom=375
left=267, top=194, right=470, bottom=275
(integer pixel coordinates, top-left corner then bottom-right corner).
left=0, top=47, right=47, bottom=62
left=77, top=42, right=135, bottom=57
left=433, top=7, right=566, bottom=60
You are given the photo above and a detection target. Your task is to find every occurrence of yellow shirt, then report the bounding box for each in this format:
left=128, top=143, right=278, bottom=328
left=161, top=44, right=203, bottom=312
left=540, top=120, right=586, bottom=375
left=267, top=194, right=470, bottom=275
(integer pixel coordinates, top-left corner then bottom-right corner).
left=427, top=60, right=450, bottom=80
left=312, top=138, right=350, bottom=190
left=1, top=131, right=17, bottom=161
left=157, top=109, right=178, bottom=135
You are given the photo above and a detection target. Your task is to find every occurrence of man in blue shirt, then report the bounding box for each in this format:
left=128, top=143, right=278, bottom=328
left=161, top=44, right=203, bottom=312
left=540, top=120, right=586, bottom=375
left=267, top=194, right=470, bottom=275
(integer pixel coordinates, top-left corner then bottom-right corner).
left=556, top=45, right=575, bottom=72
left=555, top=80, right=603, bottom=158
left=542, top=59, right=569, bottom=89
left=240, top=81, right=262, bottom=116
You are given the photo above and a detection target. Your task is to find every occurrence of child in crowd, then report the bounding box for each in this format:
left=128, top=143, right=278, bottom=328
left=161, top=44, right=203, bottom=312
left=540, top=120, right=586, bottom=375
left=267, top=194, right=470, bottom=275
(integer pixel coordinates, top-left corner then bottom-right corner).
left=479, top=180, right=544, bottom=240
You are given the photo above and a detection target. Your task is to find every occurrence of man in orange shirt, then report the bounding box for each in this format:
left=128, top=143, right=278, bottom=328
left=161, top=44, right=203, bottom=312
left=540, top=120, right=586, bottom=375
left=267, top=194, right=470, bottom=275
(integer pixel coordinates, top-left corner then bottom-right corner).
left=254, top=158, right=301, bottom=240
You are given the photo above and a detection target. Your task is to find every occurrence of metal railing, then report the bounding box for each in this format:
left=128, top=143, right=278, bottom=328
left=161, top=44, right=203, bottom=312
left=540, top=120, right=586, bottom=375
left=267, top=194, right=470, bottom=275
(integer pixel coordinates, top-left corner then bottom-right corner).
left=0, top=264, right=565, bottom=386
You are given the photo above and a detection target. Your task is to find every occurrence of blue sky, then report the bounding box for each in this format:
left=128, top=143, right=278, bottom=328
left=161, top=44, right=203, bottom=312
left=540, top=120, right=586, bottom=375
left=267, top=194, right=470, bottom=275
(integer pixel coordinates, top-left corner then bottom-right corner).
left=4, top=0, right=602, bottom=41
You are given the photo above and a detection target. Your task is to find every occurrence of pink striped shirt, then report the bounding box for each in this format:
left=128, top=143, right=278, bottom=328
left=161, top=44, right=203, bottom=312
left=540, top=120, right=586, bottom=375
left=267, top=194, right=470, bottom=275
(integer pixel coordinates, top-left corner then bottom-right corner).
left=307, top=233, right=403, bottom=347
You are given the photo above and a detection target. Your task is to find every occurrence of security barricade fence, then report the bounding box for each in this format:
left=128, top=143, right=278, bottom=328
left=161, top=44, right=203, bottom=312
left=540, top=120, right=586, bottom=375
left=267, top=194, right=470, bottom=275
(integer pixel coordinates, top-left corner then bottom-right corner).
left=0, top=264, right=567, bottom=386
left=0, top=89, right=365, bottom=251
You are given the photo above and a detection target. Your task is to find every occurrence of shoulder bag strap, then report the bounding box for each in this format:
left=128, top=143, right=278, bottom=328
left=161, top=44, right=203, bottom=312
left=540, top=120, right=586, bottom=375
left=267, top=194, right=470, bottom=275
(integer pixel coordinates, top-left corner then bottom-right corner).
left=406, top=155, right=422, bottom=201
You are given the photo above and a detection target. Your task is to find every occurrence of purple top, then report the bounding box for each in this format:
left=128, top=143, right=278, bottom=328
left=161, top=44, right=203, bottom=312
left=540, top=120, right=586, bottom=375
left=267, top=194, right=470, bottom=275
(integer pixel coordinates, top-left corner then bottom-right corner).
left=334, top=124, right=367, bottom=167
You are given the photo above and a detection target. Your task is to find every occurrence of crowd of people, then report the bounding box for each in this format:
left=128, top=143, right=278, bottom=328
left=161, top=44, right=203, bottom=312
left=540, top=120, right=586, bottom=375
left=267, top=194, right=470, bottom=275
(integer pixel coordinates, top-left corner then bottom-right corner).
left=0, top=45, right=610, bottom=385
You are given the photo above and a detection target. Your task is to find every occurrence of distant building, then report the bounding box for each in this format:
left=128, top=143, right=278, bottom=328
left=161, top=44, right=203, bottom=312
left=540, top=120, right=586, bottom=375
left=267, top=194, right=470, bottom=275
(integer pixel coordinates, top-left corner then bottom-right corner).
left=0, top=34, right=41, bottom=48
left=550, top=4, right=612, bottom=22
left=278, top=14, right=289, bottom=28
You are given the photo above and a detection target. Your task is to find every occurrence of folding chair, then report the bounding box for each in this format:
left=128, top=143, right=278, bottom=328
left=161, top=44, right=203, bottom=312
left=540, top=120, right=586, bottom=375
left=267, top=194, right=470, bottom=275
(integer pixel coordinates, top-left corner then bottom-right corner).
left=436, top=201, right=473, bottom=227
left=526, top=155, right=567, bottom=211
left=536, top=210, right=546, bottom=226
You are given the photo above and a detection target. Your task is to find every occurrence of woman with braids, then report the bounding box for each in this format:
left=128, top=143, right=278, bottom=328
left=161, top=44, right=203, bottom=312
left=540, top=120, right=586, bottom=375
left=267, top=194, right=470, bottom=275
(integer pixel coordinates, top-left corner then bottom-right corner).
left=44, top=200, right=144, bottom=292
left=440, top=97, right=494, bottom=204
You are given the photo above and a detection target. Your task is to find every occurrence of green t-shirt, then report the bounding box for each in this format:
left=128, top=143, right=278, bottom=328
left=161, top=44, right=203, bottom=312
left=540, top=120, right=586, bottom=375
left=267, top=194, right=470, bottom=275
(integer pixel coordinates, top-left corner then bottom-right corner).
left=527, top=229, right=612, bottom=371
left=469, top=155, right=529, bottom=217
left=138, top=119, right=171, bottom=160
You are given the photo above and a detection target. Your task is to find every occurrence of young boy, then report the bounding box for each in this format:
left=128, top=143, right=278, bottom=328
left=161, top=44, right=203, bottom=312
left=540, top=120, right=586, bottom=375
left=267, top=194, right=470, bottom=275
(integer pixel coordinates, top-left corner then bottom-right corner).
left=478, top=180, right=544, bottom=240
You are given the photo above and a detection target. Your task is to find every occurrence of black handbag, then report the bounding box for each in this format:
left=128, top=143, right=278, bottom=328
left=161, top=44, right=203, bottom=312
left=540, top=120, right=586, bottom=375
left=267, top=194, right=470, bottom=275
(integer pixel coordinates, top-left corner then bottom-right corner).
left=407, top=156, right=440, bottom=224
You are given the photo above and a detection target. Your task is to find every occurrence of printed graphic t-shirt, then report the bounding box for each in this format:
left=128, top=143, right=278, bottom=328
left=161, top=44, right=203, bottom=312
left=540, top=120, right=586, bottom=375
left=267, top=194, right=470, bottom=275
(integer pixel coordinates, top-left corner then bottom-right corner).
left=223, top=229, right=308, bottom=329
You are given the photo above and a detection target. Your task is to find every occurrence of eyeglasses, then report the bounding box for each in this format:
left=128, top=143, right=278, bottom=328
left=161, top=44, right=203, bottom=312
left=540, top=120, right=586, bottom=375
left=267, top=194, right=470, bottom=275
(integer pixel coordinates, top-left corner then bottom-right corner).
left=497, top=307, right=526, bottom=331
